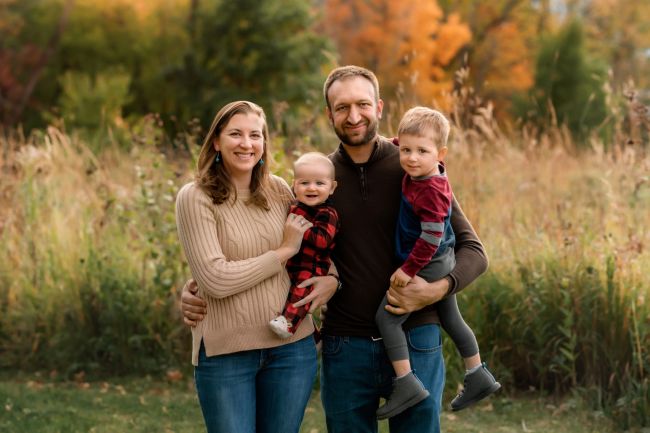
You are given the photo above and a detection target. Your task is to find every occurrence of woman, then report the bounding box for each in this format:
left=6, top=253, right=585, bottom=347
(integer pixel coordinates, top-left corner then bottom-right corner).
left=175, top=101, right=317, bottom=433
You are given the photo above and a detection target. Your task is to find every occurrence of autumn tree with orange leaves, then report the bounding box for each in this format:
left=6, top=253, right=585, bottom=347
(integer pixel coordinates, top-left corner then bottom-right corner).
left=323, top=0, right=471, bottom=111
left=435, top=1, right=535, bottom=116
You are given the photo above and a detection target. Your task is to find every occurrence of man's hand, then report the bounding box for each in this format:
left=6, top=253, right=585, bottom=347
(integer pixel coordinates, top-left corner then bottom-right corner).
left=384, top=275, right=449, bottom=315
left=180, top=279, right=207, bottom=327
left=292, top=275, right=338, bottom=313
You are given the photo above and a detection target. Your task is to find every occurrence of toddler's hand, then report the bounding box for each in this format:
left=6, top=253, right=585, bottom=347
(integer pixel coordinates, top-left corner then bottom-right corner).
left=390, top=268, right=411, bottom=288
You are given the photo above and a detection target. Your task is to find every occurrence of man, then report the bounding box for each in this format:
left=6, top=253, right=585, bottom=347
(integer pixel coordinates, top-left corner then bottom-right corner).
left=181, top=65, right=488, bottom=433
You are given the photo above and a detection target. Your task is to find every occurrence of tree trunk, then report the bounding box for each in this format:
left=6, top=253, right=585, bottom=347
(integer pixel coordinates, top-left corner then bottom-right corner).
left=7, top=0, right=75, bottom=126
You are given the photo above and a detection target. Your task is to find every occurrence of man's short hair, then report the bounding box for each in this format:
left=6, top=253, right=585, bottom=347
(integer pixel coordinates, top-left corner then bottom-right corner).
left=398, top=106, right=450, bottom=148
left=323, top=65, right=380, bottom=109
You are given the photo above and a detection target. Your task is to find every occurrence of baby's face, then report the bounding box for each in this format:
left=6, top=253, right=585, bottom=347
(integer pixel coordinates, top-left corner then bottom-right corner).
left=292, top=162, right=337, bottom=207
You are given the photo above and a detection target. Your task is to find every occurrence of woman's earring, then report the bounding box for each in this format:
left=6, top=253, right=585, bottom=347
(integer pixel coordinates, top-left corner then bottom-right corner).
left=215, top=152, right=221, bottom=163
left=258, top=158, right=264, bottom=166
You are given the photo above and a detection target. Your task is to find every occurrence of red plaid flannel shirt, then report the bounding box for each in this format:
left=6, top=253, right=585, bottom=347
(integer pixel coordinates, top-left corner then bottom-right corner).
left=286, top=201, right=340, bottom=284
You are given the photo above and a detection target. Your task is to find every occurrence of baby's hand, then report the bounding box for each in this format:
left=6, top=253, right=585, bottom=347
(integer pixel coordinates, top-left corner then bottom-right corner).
left=390, top=268, right=411, bottom=288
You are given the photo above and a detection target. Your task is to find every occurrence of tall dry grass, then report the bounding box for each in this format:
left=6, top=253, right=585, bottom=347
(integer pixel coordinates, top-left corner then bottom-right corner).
left=0, top=123, right=191, bottom=375
left=440, top=80, right=649, bottom=428
left=447, top=141, right=649, bottom=428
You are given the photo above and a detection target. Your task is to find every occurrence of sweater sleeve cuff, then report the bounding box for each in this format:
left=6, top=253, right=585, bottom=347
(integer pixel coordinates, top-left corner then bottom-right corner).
left=444, top=275, right=457, bottom=296
left=263, top=250, right=285, bottom=274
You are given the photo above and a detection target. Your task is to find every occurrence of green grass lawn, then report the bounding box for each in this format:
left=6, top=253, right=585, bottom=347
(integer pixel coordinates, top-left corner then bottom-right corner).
left=0, top=373, right=617, bottom=433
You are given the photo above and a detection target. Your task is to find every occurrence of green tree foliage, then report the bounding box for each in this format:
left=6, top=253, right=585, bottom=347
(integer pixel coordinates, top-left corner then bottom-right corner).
left=57, top=70, right=132, bottom=130
left=1, top=0, right=330, bottom=141
left=1, top=0, right=156, bottom=130
left=517, top=19, right=608, bottom=141
left=170, top=0, right=330, bottom=129
left=0, top=0, right=72, bottom=128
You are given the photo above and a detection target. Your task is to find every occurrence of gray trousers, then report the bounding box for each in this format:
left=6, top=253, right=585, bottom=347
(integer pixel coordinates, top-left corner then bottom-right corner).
left=375, top=248, right=479, bottom=362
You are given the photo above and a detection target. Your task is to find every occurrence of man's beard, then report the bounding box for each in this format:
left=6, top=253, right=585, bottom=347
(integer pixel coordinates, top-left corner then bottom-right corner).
left=334, top=120, right=378, bottom=147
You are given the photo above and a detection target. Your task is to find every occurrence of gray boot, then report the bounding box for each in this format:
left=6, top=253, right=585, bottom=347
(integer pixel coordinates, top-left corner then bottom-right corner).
left=377, top=372, right=430, bottom=420
left=451, top=362, right=501, bottom=411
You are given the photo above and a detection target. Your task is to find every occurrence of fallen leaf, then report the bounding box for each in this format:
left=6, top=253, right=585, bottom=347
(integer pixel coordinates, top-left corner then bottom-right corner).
left=115, top=385, right=126, bottom=395
left=74, top=371, right=86, bottom=383
left=480, top=402, right=494, bottom=412
left=166, top=369, right=183, bottom=382
left=445, top=413, right=458, bottom=421
left=26, top=380, right=43, bottom=390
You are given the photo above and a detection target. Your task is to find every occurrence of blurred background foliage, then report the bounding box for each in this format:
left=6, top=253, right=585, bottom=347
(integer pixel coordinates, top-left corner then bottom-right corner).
left=1, top=0, right=649, bottom=430
left=2, top=0, right=650, bottom=147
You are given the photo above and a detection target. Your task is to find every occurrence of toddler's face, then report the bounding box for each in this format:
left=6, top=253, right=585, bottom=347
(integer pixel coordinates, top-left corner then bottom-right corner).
left=292, top=162, right=337, bottom=206
left=398, top=133, right=447, bottom=178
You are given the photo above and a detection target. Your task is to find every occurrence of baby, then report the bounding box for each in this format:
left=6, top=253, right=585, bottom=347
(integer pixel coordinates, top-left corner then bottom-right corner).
left=269, top=152, right=340, bottom=338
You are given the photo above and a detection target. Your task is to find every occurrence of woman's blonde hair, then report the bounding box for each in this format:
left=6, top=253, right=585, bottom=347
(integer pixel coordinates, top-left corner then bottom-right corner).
left=196, top=101, right=275, bottom=210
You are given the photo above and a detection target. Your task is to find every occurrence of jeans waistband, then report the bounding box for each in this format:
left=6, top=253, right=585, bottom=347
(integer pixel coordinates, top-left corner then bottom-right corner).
left=322, top=333, right=384, bottom=341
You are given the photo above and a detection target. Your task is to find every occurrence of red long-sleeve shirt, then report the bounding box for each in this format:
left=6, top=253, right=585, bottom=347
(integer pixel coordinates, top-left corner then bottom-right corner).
left=399, top=168, right=453, bottom=277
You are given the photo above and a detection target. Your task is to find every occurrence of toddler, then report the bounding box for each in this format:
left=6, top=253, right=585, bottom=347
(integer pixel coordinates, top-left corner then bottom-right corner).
left=375, top=107, right=500, bottom=419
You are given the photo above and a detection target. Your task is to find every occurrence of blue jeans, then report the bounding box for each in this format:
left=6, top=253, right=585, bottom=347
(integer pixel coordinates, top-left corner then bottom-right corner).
left=321, top=324, right=444, bottom=433
left=195, top=336, right=317, bottom=433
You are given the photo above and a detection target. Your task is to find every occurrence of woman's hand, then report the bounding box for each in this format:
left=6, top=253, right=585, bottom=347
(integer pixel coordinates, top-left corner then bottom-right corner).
left=180, top=279, right=207, bottom=326
left=275, top=213, right=313, bottom=262
left=293, top=275, right=339, bottom=312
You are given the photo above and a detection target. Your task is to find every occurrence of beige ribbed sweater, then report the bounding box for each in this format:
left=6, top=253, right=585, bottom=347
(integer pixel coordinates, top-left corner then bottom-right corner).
left=176, top=176, right=314, bottom=365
